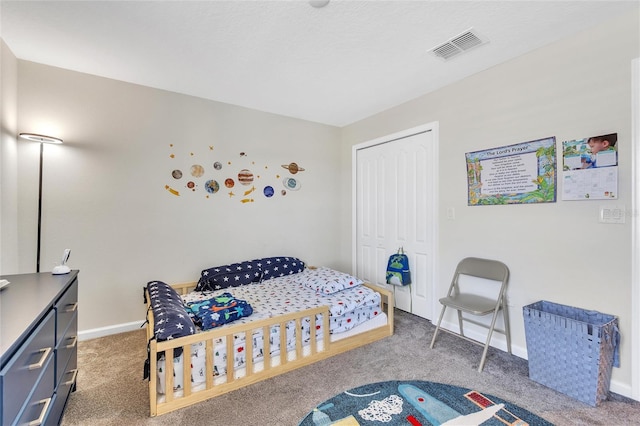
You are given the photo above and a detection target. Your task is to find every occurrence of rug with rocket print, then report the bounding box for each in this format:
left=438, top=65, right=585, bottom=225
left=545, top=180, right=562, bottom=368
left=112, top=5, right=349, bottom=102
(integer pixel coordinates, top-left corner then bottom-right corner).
left=299, top=380, right=553, bottom=426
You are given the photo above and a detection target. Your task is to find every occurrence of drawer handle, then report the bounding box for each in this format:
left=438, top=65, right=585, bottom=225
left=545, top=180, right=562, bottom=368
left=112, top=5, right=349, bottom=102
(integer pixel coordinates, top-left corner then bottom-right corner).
left=64, top=368, right=79, bottom=386
left=65, top=302, right=78, bottom=313
left=28, top=397, right=52, bottom=426
left=28, top=347, right=52, bottom=370
left=65, top=336, right=78, bottom=349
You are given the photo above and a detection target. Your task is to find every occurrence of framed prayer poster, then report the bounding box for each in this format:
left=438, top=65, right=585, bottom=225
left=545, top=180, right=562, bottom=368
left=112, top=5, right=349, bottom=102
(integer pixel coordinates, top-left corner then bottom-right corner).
left=466, top=137, right=557, bottom=206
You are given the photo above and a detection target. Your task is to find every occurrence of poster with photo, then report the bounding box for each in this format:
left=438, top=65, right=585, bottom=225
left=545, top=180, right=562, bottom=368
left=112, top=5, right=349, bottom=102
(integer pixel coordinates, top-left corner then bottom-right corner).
left=466, top=137, right=556, bottom=205
left=562, top=133, right=618, bottom=200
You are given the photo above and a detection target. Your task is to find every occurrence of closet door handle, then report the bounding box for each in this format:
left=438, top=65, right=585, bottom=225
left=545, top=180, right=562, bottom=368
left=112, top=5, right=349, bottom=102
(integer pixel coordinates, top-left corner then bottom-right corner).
left=65, top=302, right=78, bottom=313
left=28, top=347, right=52, bottom=370
left=28, top=397, right=52, bottom=426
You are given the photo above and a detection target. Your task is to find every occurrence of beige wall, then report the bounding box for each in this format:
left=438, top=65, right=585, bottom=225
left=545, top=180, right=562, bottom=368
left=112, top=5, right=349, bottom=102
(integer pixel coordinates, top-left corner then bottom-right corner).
left=1, top=40, right=19, bottom=273
left=341, top=11, right=639, bottom=396
left=6, top=7, right=639, bottom=398
left=15, top=61, right=342, bottom=333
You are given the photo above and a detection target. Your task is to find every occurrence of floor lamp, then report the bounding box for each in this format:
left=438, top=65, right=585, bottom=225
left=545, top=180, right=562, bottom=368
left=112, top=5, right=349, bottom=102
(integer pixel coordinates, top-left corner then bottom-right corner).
left=19, top=132, right=63, bottom=273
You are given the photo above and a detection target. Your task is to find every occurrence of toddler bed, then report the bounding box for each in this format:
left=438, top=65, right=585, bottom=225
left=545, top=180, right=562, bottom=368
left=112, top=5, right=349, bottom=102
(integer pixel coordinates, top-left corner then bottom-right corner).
left=143, top=256, right=394, bottom=417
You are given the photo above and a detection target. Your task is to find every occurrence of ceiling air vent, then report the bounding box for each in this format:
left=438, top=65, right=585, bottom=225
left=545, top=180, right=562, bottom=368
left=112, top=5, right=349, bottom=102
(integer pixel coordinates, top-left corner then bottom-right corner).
left=429, top=28, right=488, bottom=61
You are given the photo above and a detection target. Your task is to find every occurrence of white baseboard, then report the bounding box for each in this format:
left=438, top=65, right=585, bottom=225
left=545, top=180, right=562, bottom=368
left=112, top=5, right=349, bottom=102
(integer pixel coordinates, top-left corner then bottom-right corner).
left=610, top=380, right=633, bottom=399
left=436, top=319, right=527, bottom=358
left=78, top=320, right=145, bottom=341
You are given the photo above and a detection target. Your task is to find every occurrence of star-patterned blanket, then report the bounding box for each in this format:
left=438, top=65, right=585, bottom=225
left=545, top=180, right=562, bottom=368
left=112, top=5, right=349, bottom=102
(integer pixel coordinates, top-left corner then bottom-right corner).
left=185, top=293, right=253, bottom=330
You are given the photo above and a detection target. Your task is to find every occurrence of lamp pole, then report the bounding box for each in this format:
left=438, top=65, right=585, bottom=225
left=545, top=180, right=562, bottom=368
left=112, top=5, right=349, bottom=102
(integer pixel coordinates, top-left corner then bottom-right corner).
left=37, top=141, right=44, bottom=273
left=19, top=133, right=63, bottom=273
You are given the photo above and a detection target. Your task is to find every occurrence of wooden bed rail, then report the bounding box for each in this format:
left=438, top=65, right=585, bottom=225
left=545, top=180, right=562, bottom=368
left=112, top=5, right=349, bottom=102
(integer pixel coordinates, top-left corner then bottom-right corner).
left=144, top=280, right=394, bottom=417
left=170, top=281, right=198, bottom=295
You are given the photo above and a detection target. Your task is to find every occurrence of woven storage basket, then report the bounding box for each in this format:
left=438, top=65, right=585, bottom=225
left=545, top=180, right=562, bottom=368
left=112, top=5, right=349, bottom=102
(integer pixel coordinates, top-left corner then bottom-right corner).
left=523, top=301, right=619, bottom=406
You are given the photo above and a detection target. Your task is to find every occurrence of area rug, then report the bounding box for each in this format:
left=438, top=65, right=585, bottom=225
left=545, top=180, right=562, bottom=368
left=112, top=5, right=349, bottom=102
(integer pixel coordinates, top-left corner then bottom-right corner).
left=299, top=380, right=553, bottom=426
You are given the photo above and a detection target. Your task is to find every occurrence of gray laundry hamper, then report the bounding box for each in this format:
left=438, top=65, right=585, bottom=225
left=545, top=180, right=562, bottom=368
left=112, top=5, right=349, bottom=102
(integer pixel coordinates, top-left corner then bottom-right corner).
left=523, top=300, right=620, bottom=406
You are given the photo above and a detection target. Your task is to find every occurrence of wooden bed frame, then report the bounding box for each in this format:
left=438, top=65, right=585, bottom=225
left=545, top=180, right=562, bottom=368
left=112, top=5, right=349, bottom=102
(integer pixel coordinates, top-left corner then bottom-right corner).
left=145, top=281, right=394, bottom=417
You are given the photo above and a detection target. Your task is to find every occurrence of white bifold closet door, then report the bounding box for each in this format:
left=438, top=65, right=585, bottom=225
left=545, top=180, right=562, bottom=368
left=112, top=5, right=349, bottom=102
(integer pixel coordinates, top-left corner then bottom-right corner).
left=354, top=127, right=436, bottom=319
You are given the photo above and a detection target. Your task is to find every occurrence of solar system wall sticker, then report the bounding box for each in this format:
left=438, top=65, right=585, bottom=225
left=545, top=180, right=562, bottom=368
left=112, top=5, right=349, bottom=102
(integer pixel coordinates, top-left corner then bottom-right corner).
left=164, top=143, right=306, bottom=203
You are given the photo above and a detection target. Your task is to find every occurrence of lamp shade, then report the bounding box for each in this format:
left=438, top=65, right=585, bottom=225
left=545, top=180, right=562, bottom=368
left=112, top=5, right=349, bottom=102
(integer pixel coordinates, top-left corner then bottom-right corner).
left=19, top=133, right=63, bottom=144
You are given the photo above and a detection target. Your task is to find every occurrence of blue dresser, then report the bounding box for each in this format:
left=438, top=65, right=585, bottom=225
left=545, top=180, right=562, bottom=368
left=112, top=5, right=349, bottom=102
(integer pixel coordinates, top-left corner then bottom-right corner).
left=0, top=271, right=79, bottom=425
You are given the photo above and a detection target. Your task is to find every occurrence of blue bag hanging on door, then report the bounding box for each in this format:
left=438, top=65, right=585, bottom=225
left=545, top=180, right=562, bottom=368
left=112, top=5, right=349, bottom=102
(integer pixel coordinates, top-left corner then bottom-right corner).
left=386, top=248, right=411, bottom=286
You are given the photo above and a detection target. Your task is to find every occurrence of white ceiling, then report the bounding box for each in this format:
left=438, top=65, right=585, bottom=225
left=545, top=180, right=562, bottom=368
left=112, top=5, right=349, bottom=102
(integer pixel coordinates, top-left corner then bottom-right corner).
left=1, top=1, right=638, bottom=127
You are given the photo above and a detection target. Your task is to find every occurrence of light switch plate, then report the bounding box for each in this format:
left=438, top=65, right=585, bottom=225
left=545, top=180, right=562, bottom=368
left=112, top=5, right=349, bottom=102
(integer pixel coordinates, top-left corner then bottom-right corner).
left=446, top=207, right=455, bottom=220
left=599, top=205, right=625, bottom=224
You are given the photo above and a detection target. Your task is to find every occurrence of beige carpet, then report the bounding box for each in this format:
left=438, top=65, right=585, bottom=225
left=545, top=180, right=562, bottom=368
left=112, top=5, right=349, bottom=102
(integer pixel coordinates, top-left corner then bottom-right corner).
left=61, top=309, right=640, bottom=425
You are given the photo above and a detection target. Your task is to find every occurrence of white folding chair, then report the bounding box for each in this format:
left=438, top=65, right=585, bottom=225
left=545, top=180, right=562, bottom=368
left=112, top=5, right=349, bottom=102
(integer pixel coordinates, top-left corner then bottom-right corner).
left=429, top=257, right=511, bottom=372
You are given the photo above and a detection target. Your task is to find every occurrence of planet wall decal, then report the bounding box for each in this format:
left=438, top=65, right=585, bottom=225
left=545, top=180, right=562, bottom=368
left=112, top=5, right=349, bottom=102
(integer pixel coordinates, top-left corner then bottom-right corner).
left=165, top=142, right=307, bottom=203
left=283, top=177, right=301, bottom=191
left=191, top=164, right=204, bottom=177
left=205, top=180, right=220, bottom=194
left=281, top=162, right=305, bottom=174
left=238, top=169, right=254, bottom=186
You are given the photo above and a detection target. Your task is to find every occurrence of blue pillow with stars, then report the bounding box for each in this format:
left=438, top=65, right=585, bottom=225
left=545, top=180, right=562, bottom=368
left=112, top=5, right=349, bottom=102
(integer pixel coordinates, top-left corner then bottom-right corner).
left=196, top=261, right=263, bottom=291
left=146, top=281, right=195, bottom=341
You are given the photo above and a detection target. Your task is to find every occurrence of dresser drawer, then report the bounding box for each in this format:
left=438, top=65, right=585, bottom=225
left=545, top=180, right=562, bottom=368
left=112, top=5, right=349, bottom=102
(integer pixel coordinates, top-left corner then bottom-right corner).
left=50, top=353, right=78, bottom=424
left=56, top=311, right=77, bottom=384
left=13, top=355, right=55, bottom=426
left=56, top=279, right=78, bottom=345
left=0, top=310, right=55, bottom=425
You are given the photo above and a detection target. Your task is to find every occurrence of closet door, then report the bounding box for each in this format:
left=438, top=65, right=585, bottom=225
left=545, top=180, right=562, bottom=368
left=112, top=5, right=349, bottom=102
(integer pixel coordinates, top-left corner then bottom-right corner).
left=354, top=126, right=436, bottom=319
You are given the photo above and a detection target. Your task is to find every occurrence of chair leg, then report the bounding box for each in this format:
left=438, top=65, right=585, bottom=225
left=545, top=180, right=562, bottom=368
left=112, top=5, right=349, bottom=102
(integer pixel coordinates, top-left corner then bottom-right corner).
left=430, top=305, right=447, bottom=349
left=456, top=310, right=464, bottom=337
left=478, top=307, right=501, bottom=372
left=502, top=300, right=512, bottom=355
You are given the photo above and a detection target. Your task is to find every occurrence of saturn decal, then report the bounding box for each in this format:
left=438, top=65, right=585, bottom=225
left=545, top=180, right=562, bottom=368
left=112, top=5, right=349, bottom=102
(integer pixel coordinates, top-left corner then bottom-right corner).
left=281, top=162, right=305, bottom=174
